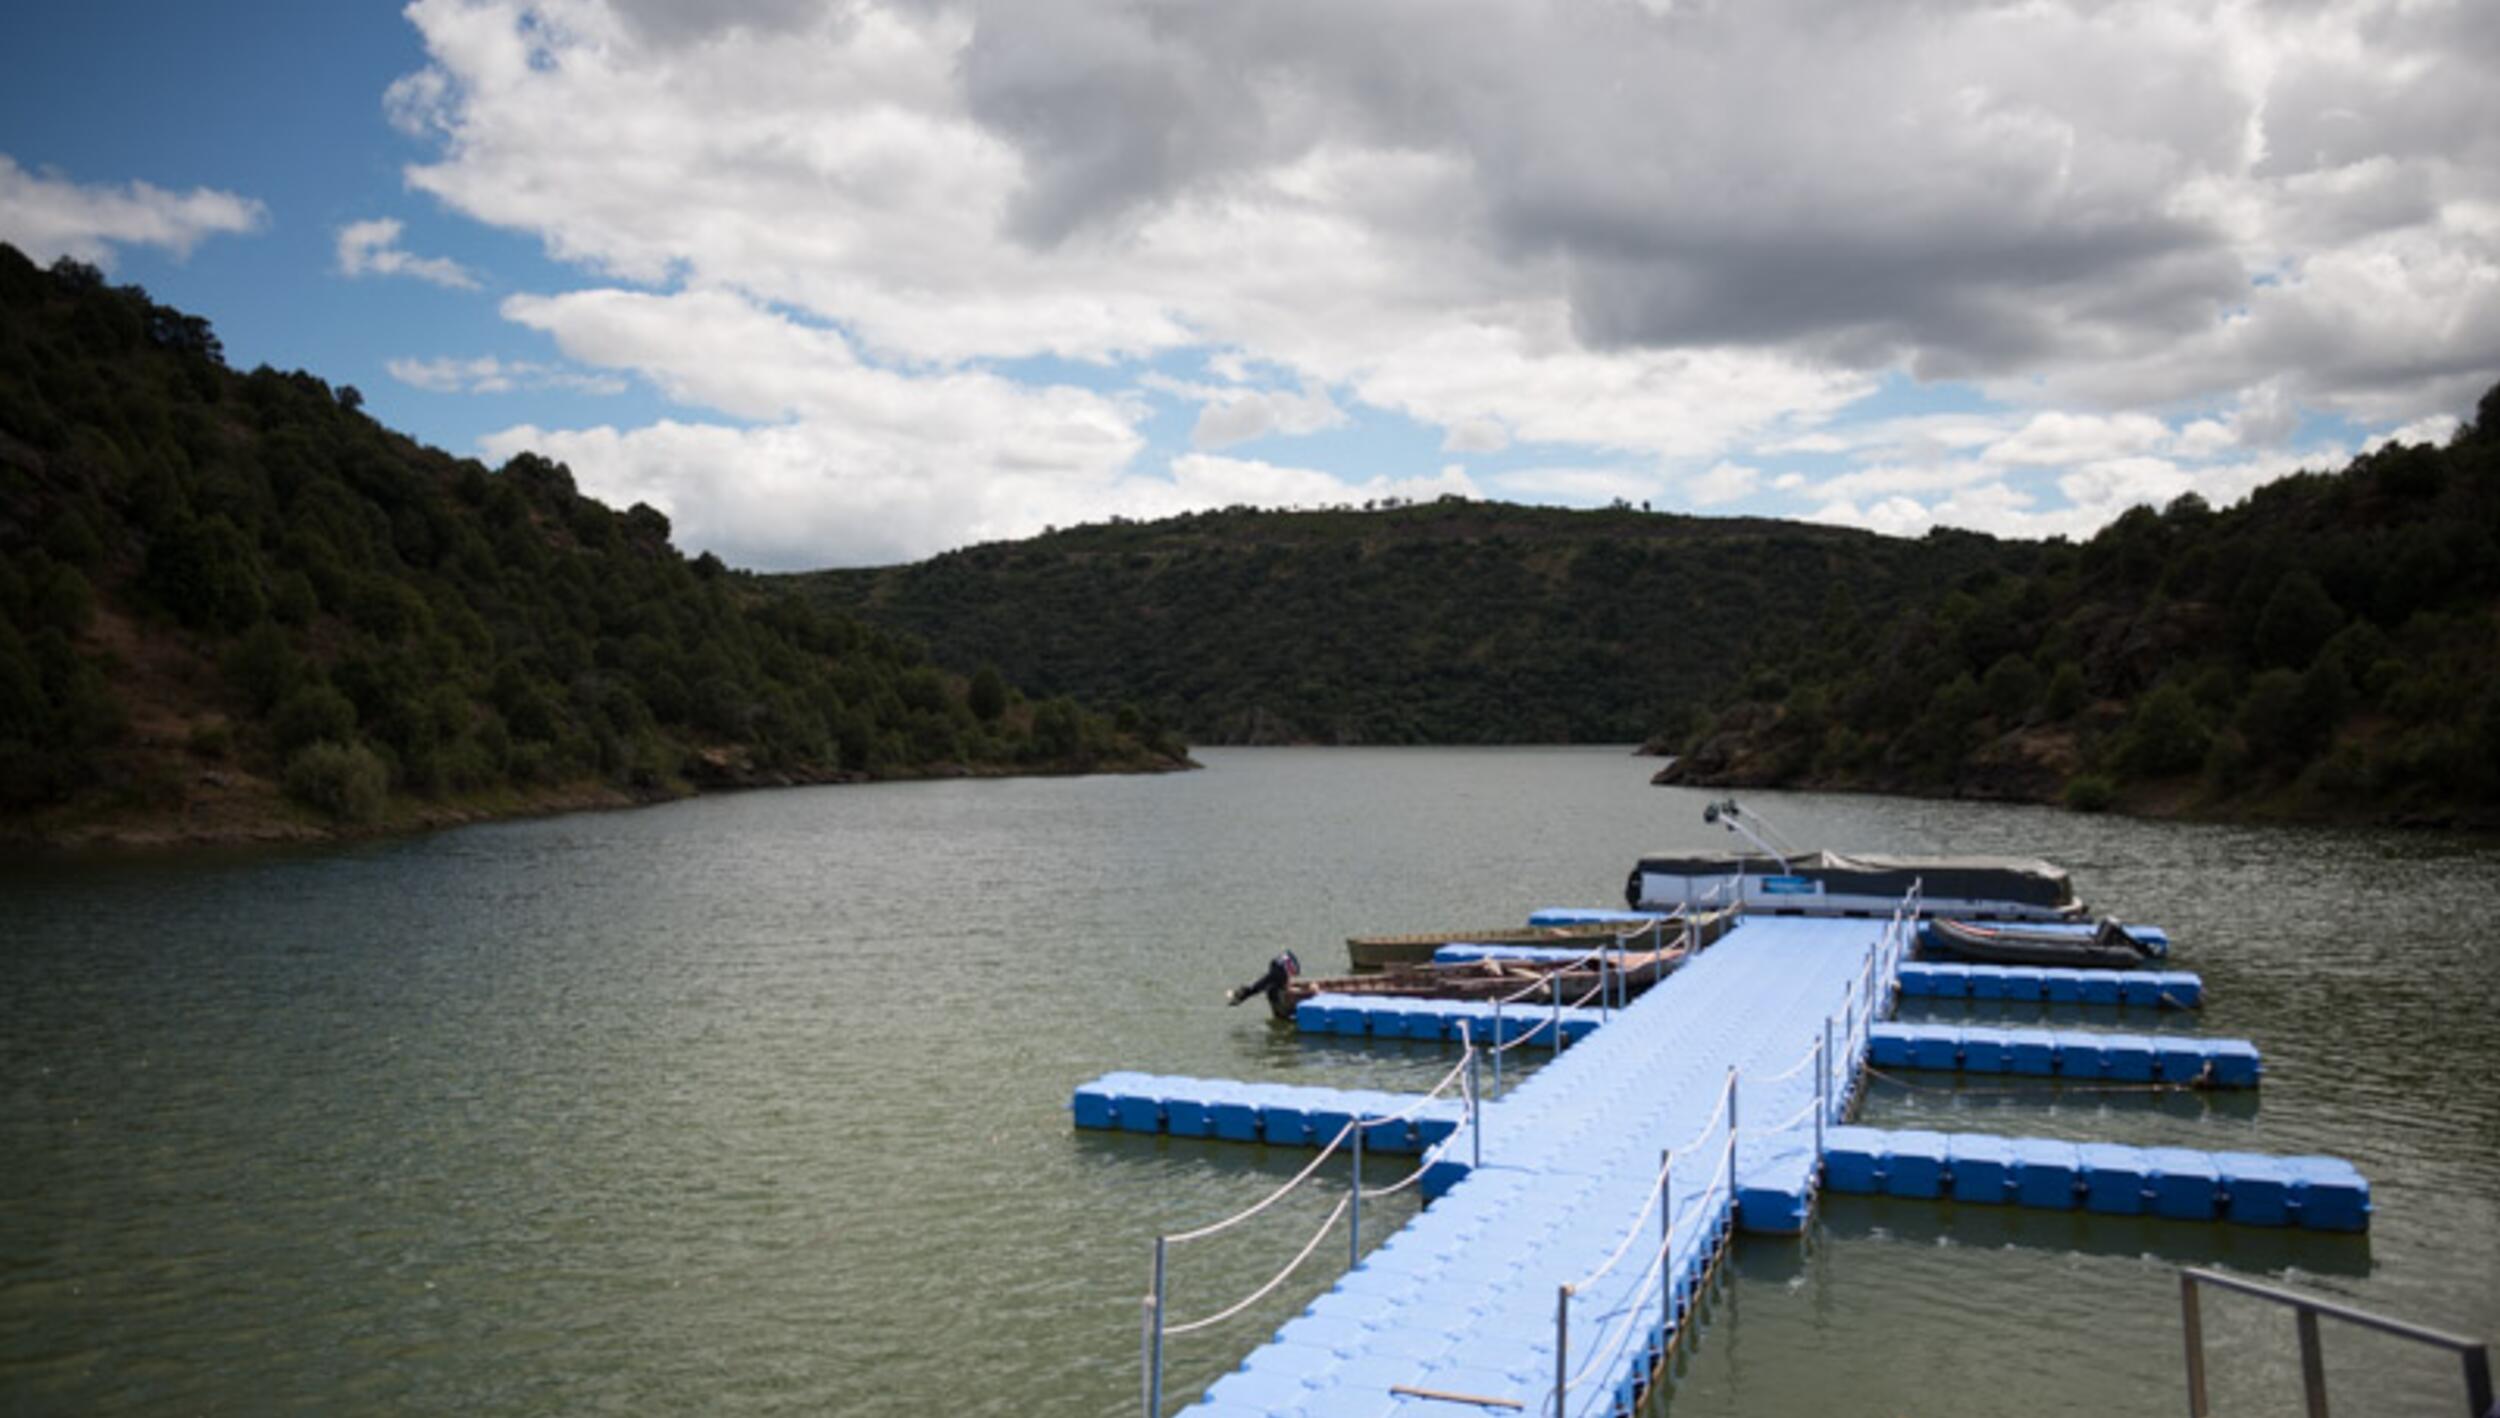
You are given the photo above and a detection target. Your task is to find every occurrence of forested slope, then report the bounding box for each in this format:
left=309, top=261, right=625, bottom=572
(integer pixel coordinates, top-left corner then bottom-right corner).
left=789, top=503, right=2037, bottom=745
left=0, top=245, right=1185, bottom=846
left=1658, top=386, right=2500, bottom=826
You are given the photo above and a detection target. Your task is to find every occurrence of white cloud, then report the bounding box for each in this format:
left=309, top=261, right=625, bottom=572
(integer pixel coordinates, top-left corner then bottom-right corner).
left=473, top=285, right=1495, bottom=567
left=2174, top=419, right=2237, bottom=459
left=0, top=154, right=263, bottom=268
left=386, top=354, right=624, bottom=395
left=1440, top=417, right=1510, bottom=454
left=1686, top=461, right=1761, bottom=506
left=1982, top=411, right=2175, bottom=468
left=337, top=218, right=481, bottom=289
left=1141, top=373, right=1350, bottom=448
left=2364, top=415, right=2461, bottom=451
left=378, top=0, right=2500, bottom=559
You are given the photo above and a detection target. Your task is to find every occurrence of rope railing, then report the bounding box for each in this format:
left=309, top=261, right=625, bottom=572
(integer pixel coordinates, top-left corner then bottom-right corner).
left=1360, top=1047, right=1477, bottom=1129
left=1488, top=1016, right=1545, bottom=1059
left=1163, top=1039, right=1475, bottom=1246
left=1490, top=942, right=1611, bottom=1004
left=1161, top=1193, right=1351, bottom=1336
left=1564, top=1074, right=1737, bottom=1297
left=1563, top=1211, right=1675, bottom=1396
left=1753, top=1032, right=1822, bottom=1086
left=1764, top=1092, right=1823, bottom=1135
left=1141, top=1032, right=1484, bottom=1415
left=1164, top=1120, right=1360, bottom=1246
left=1145, top=877, right=1927, bottom=1418
left=1556, top=1104, right=1740, bottom=1413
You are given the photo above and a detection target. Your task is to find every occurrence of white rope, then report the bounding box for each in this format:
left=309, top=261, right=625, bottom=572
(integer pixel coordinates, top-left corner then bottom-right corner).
left=1360, top=1158, right=1435, bottom=1201
left=1763, top=1094, right=1821, bottom=1134
left=1564, top=1213, right=1674, bottom=1393
left=1563, top=1130, right=1743, bottom=1402
left=1566, top=1071, right=1743, bottom=1298
left=1166, top=1119, right=1356, bottom=1245
left=1568, top=978, right=1606, bottom=1010
left=1490, top=1015, right=1561, bottom=1057
left=1754, top=1034, right=1821, bottom=1085
left=1162, top=1193, right=1352, bottom=1337
left=1695, top=1121, right=1736, bottom=1213
left=1489, top=943, right=1609, bottom=1006
left=1353, top=1044, right=1476, bottom=1128
left=1567, top=1150, right=1675, bottom=1292
left=1668, top=1077, right=1738, bottom=1163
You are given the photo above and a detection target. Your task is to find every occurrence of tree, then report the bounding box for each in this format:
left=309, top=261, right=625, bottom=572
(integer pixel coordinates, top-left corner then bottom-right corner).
left=271, top=683, right=358, bottom=754
left=2041, top=662, right=2089, bottom=720
left=968, top=664, right=1007, bottom=722
left=143, top=514, right=266, bottom=632
left=1982, top=654, right=2042, bottom=723
left=2120, top=683, right=2209, bottom=777
left=2254, top=570, right=2343, bottom=670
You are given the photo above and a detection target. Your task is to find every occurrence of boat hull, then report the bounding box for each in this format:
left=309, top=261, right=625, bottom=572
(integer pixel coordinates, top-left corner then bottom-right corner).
left=1626, top=850, right=2083, bottom=922
left=1917, top=917, right=2162, bottom=970
left=1345, top=918, right=1674, bottom=972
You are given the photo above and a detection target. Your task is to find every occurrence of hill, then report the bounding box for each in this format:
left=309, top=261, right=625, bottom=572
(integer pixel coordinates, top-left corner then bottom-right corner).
left=785, top=502, right=2039, bottom=745
left=0, top=245, right=1187, bottom=848
left=1657, top=386, right=2500, bottom=826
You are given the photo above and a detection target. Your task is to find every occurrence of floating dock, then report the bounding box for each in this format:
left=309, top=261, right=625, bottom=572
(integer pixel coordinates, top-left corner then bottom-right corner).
left=1820, top=1126, right=2370, bottom=1229
left=1080, top=906, right=2370, bottom=1417
left=1896, top=961, right=2203, bottom=1007
left=1866, top=1022, right=2262, bottom=1086
left=1072, top=1074, right=1466, bottom=1152
left=1114, top=916, right=1895, bottom=1417
left=1293, top=992, right=1608, bottom=1044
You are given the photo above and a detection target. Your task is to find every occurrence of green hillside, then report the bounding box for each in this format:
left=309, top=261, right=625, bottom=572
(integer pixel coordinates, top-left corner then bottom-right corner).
left=786, top=503, right=2038, bottom=745
left=1658, top=388, right=2500, bottom=826
left=0, top=245, right=1186, bottom=846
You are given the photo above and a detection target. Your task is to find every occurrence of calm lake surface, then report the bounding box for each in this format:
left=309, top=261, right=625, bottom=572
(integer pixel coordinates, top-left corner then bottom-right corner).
left=4, top=747, right=2495, bottom=1416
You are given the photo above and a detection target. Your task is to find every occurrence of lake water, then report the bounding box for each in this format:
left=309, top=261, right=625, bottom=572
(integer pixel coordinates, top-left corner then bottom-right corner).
left=3, top=747, right=2494, bottom=1416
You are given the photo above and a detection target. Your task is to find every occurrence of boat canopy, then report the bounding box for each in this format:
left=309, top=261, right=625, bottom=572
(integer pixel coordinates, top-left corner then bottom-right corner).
left=1626, top=849, right=2076, bottom=911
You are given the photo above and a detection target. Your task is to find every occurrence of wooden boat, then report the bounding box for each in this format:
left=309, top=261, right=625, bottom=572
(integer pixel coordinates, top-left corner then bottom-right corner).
left=1917, top=915, right=2165, bottom=970
left=1346, top=918, right=1675, bottom=972
left=1272, top=941, right=1692, bottom=1020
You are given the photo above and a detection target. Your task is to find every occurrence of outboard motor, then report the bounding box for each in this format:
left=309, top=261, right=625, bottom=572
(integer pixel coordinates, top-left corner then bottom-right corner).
left=1225, top=950, right=1302, bottom=1009
left=2093, top=916, right=2160, bottom=959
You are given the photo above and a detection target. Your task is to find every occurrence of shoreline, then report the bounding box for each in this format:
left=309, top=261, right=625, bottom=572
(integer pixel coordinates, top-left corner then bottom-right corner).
left=0, top=752, right=1200, bottom=856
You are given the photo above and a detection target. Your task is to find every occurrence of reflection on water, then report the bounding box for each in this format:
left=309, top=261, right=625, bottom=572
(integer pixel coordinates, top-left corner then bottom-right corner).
left=1812, top=1194, right=2373, bottom=1278
left=2, top=751, right=2494, bottom=1417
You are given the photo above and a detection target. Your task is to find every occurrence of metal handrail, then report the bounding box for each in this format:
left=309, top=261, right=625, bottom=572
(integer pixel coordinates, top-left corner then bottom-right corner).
left=2180, top=1267, right=2495, bottom=1418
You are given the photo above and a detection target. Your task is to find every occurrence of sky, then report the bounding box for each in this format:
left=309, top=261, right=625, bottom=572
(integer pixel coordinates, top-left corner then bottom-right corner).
left=4, top=0, right=2496, bottom=572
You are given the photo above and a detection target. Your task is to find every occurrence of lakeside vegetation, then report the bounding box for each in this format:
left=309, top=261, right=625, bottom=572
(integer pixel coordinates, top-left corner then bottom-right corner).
left=793, top=392, right=2499, bottom=827
left=8, top=234, right=2483, bottom=842
left=1658, top=386, right=2500, bottom=826
left=788, top=503, right=2036, bottom=745
left=0, top=244, right=1186, bottom=846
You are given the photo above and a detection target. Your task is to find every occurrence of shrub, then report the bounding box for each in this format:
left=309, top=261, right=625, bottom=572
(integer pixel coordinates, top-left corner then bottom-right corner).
left=968, top=664, right=1007, bottom=722
left=2062, top=773, right=2118, bottom=813
left=2119, top=683, right=2209, bottom=777
left=282, top=740, right=387, bottom=822
left=271, top=683, right=357, bottom=754
left=1982, top=653, right=2042, bottom=723
left=2041, top=662, right=2089, bottom=720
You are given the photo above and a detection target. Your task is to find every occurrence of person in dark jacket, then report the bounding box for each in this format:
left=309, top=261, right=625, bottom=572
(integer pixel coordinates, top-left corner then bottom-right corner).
left=1225, top=950, right=1301, bottom=1009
